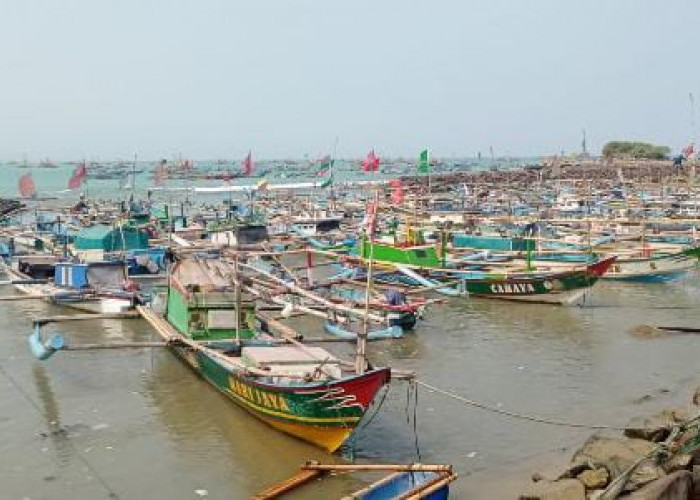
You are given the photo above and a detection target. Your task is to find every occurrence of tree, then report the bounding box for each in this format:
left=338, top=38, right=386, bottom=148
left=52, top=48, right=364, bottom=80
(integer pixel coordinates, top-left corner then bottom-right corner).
left=602, top=141, right=671, bottom=160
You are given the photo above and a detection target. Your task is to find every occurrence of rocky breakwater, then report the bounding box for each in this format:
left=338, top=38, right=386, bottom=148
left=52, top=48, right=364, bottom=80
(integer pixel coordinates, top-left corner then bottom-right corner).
left=519, top=391, right=700, bottom=500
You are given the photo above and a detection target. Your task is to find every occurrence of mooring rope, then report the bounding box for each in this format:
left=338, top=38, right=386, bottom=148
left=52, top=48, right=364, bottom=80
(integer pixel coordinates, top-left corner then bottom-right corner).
left=0, top=363, right=119, bottom=498
left=415, top=379, right=630, bottom=431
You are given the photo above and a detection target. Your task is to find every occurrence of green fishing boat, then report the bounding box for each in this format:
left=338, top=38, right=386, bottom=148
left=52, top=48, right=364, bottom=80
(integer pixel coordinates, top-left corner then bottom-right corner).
left=351, top=241, right=616, bottom=305
left=140, top=257, right=390, bottom=452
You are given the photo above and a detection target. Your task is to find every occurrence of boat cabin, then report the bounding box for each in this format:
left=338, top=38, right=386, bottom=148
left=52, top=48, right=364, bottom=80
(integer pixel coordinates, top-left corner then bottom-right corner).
left=360, top=240, right=441, bottom=267
left=166, top=259, right=256, bottom=341
left=208, top=223, right=269, bottom=248
left=54, top=260, right=127, bottom=290
left=17, top=255, right=57, bottom=280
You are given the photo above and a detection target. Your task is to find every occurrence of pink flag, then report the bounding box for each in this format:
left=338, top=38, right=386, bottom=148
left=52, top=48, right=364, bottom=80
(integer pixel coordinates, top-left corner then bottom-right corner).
left=313, top=154, right=331, bottom=165
left=154, top=160, right=166, bottom=186
left=19, top=173, right=36, bottom=198
left=362, top=149, right=379, bottom=172
left=364, top=201, right=378, bottom=238
left=683, top=143, right=695, bottom=160
left=242, top=151, right=253, bottom=176
left=68, top=162, right=87, bottom=189
left=389, top=179, right=404, bottom=204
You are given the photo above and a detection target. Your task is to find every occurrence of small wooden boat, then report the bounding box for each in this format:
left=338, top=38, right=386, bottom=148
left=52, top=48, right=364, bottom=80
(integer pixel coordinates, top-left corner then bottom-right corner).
left=324, top=320, right=404, bottom=340
left=601, top=246, right=700, bottom=282
left=0, top=259, right=139, bottom=313
left=255, top=462, right=457, bottom=499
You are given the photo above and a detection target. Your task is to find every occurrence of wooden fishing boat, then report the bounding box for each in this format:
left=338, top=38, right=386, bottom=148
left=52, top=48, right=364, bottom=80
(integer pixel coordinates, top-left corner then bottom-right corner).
left=349, top=241, right=616, bottom=305
left=324, top=320, right=404, bottom=340
left=601, top=246, right=700, bottom=282
left=255, top=462, right=457, bottom=499
left=0, top=258, right=138, bottom=313
left=320, top=285, right=424, bottom=331
left=138, top=257, right=391, bottom=452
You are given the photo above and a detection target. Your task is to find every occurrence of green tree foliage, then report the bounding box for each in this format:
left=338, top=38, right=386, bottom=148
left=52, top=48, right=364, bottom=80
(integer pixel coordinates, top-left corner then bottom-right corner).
left=602, top=141, right=671, bottom=160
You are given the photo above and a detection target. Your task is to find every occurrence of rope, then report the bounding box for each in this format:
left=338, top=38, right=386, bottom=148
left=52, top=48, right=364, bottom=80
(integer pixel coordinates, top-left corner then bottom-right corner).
left=415, top=379, right=629, bottom=431
left=412, top=380, right=422, bottom=461
left=0, top=363, right=119, bottom=498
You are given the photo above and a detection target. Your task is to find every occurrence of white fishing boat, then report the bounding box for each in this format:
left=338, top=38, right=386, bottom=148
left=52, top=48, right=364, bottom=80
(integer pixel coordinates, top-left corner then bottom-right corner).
left=0, top=258, right=138, bottom=313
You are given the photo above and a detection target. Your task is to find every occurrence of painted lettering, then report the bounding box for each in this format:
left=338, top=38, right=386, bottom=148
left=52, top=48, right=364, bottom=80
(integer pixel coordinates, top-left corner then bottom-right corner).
left=229, top=376, right=290, bottom=413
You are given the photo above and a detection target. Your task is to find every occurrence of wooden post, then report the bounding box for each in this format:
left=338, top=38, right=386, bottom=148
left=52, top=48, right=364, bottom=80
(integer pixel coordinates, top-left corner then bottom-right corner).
left=306, top=250, right=314, bottom=286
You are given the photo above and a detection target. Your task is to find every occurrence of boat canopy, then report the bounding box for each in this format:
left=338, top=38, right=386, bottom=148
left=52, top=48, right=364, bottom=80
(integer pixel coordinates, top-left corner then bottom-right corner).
left=74, top=224, right=149, bottom=252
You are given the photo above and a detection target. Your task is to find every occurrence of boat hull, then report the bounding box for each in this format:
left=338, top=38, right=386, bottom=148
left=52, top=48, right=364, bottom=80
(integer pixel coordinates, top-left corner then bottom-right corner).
left=172, top=344, right=390, bottom=451
left=602, top=252, right=698, bottom=282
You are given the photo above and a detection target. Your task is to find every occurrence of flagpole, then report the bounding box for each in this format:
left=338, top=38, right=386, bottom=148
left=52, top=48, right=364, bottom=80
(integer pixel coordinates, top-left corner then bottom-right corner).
left=427, top=152, right=432, bottom=211
left=132, top=153, right=137, bottom=201
left=330, top=136, right=339, bottom=207
left=84, top=159, right=89, bottom=200
left=356, top=190, right=378, bottom=375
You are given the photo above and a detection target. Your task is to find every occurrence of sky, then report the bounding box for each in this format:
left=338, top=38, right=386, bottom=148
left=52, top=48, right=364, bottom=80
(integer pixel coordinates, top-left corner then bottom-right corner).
left=1, top=0, right=698, bottom=160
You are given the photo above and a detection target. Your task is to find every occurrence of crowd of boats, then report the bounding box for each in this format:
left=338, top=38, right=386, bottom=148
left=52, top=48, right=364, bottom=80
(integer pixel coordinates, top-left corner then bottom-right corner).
left=3, top=158, right=700, bottom=498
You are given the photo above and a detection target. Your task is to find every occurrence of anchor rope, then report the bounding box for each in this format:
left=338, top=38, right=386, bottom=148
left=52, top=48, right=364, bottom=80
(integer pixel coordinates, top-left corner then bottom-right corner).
left=0, top=363, right=119, bottom=499
left=415, top=379, right=630, bottom=431
left=412, top=380, right=422, bottom=461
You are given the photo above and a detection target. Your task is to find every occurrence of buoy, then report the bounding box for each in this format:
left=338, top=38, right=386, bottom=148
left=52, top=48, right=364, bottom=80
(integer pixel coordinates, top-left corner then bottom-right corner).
left=28, top=324, right=64, bottom=360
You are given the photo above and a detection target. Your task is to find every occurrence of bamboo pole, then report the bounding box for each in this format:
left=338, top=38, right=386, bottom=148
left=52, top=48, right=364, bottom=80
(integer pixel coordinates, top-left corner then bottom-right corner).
left=33, top=312, right=141, bottom=325
left=63, top=341, right=167, bottom=350
left=237, top=262, right=386, bottom=323
left=253, top=469, right=323, bottom=500
left=0, top=294, right=51, bottom=301
left=302, top=463, right=453, bottom=472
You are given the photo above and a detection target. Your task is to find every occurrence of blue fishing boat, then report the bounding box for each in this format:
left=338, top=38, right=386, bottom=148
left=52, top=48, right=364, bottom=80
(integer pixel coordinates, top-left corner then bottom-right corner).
left=255, top=462, right=457, bottom=499
left=351, top=469, right=455, bottom=499
left=324, top=321, right=404, bottom=340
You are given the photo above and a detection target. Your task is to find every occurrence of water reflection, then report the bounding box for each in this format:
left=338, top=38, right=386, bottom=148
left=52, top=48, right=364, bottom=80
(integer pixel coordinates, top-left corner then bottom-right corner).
left=32, top=364, right=73, bottom=466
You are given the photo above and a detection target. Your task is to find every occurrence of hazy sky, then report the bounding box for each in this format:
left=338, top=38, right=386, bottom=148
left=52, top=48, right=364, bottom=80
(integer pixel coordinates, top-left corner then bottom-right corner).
left=1, top=0, right=698, bottom=160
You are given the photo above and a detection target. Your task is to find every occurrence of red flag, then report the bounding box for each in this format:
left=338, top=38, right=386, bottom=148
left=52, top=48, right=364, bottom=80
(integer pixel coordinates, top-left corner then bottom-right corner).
left=362, top=149, right=379, bottom=172
left=313, top=154, right=331, bottom=166
left=242, top=151, right=253, bottom=176
left=68, top=162, right=87, bottom=189
left=683, top=143, right=695, bottom=160
left=19, top=173, right=36, bottom=198
left=389, top=179, right=404, bottom=204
